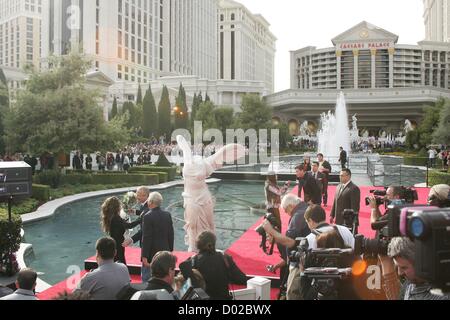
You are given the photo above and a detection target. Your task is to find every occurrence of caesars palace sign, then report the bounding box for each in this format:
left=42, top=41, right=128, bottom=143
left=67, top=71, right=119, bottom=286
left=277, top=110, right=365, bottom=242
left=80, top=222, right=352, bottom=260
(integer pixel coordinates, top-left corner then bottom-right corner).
left=338, top=42, right=394, bottom=50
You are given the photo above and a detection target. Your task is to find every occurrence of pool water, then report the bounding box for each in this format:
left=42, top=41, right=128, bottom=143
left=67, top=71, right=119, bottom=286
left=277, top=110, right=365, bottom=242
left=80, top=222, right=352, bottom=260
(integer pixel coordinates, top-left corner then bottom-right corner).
left=23, top=181, right=265, bottom=285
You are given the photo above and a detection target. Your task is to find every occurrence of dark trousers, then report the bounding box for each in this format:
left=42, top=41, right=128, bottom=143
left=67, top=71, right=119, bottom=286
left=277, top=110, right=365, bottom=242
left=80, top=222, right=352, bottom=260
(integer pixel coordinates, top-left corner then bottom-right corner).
left=323, top=181, right=329, bottom=206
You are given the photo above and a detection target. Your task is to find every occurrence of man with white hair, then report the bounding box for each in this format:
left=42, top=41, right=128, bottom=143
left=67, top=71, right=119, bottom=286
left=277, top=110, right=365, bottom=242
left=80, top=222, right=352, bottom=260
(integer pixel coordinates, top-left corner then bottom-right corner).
left=140, top=192, right=174, bottom=284
left=262, top=194, right=311, bottom=299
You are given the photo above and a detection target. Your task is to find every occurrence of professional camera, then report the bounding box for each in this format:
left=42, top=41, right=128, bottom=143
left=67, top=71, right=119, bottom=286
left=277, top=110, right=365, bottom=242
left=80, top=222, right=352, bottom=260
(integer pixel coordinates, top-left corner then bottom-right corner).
left=365, top=187, right=418, bottom=207
left=365, top=189, right=387, bottom=207
left=354, top=234, right=389, bottom=256
left=409, top=208, right=450, bottom=293
left=301, top=268, right=354, bottom=300
left=372, top=204, right=439, bottom=239
left=289, top=237, right=309, bottom=265
left=255, top=212, right=281, bottom=255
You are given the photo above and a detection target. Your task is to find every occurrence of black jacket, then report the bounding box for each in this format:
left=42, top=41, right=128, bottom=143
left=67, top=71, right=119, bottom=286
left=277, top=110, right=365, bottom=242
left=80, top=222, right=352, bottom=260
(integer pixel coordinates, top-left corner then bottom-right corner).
left=109, top=215, right=141, bottom=265
left=179, top=252, right=247, bottom=300
left=141, top=207, right=174, bottom=261
left=131, top=203, right=149, bottom=246
left=331, top=181, right=361, bottom=225
left=146, top=278, right=174, bottom=293
left=297, top=172, right=322, bottom=205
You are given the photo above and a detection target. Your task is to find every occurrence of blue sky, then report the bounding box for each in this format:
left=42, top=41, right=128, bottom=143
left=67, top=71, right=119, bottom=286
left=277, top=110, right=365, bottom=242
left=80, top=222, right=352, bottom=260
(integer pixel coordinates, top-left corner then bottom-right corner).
left=238, top=0, right=424, bottom=92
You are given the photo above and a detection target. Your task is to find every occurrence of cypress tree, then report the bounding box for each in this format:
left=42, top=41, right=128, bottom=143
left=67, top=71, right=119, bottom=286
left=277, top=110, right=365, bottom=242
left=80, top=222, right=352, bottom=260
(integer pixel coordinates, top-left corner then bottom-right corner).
left=136, top=84, right=143, bottom=105
left=0, top=68, right=9, bottom=155
left=110, top=97, right=118, bottom=120
left=143, top=85, right=158, bottom=138
left=175, top=83, right=188, bottom=129
left=158, top=85, right=172, bottom=139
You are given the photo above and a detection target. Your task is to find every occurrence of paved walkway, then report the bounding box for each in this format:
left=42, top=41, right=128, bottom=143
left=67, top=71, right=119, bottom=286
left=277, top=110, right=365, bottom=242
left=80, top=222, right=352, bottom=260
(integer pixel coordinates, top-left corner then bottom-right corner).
left=352, top=173, right=373, bottom=187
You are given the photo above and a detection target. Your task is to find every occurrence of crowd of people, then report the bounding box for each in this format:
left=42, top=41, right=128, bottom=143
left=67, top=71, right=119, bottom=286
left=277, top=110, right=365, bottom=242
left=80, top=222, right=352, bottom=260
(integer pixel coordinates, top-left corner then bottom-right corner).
left=1, top=148, right=450, bottom=301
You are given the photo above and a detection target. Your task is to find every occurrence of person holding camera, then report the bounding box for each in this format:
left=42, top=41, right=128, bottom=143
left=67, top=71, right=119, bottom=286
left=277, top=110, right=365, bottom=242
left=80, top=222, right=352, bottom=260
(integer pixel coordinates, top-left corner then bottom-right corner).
left=369, top=186, right=403, bottom=225
left=264, top=205, right=354, bottom=300
left=427, top=184, right=450, bottom=208
left=265, top=172, right=290, bottom=231
left=385, top=237, right=450, bottom=300
left=295, top=165, right=322, bottom=205
left=261, top=194, right=311, bottom=299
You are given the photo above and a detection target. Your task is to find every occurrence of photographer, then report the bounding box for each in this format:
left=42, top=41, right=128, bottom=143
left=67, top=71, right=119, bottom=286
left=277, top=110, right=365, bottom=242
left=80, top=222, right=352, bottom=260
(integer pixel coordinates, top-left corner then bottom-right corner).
left=261, top=195, right=311, bottom=298
left=427, top=184, right=450, bottom=208
left=299, top=229, right=357, bottom=300
left=369, top=186, right=403, bottom=225
left=285, top=205, right=354, bottom=299
left=386, top=237, right=450, bottom=300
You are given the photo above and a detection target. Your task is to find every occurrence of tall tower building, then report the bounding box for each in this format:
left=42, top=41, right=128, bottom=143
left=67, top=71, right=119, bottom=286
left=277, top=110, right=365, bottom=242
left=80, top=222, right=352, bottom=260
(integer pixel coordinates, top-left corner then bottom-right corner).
left=165, top=0, right=218, bottom=80
left=0, top=0, right=42, bottom=70
left=424, top=0, right=450, bottom=42
left=218, top=0, right=276, bottom=93
left=42, top=0, right=165, bottom=84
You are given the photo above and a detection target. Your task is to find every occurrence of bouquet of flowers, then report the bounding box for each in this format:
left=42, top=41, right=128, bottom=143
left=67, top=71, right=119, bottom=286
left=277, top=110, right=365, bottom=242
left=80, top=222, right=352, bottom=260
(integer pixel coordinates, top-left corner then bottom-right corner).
left=120, top=191, right=139, bottom=241
left=122, top=191, right=138, bottom=212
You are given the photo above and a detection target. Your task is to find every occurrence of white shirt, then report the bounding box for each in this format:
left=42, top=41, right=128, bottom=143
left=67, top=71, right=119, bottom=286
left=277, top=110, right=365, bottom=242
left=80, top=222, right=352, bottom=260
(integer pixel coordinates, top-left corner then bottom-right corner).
left=428, top=150, right=437, bottom=159
left=306, top=225, right=355, bottom=250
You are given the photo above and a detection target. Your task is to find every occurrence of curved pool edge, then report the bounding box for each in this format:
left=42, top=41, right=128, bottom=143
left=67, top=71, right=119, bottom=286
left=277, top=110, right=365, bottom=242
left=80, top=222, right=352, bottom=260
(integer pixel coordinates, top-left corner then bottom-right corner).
left=21, top=179, right=221, bottom=225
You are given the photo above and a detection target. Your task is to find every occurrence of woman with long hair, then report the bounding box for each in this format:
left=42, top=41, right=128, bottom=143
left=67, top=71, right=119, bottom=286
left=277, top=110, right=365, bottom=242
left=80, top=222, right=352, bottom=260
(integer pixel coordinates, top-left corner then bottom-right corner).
left=302, top=157, right=312, bottom=172
left=265, top=172, right=290, bottom=231
left=100, top=197, right=141, bottom=265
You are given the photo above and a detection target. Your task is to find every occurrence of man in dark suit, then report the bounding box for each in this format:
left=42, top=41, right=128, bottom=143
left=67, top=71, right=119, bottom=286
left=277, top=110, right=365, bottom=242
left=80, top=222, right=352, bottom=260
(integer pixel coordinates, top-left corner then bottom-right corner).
left=311, top=161, right=325, bottom=195
left=123, top=186, right=150, bottom=246
left=339, top=147, right=348, bottom=169
left=331, top=168, right=360, bottom=226
left=141, top=192, right=174, bottom=283
left=295, top=165, right=322, bottom=205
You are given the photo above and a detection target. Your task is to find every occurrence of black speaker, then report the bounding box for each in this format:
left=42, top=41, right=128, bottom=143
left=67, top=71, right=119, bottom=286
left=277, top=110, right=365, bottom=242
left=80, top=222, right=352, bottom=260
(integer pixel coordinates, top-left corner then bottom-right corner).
left=0, top=162, right=32, bottom=201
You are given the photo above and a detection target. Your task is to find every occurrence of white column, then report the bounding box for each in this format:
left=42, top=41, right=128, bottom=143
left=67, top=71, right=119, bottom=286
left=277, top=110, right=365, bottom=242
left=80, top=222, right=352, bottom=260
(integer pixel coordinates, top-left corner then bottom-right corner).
left=389, top=48, right=395, bottom=88
left=353, top=49, right=359, bottom=89
left=336, top=51, right=342, bottom=90
left=371, top=49, right=377, bottom=89
left=218, top=92, right=223, bottom=106
left=232, top=91, right=237, bottom=106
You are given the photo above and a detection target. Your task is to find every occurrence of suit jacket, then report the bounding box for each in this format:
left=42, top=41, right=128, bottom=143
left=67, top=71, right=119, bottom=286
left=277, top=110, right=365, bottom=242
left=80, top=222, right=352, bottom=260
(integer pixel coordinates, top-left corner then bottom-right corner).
left=331, top=181, right=360, bottom=225
left=340, top=150, right=348, bottom=164
left=131, top=203, right=150, bottom=246
left=297, top=172, right=322, bottom=205
left=310, top=171, right=325, bottom=194
left=141, top=207, right=174, bottom=262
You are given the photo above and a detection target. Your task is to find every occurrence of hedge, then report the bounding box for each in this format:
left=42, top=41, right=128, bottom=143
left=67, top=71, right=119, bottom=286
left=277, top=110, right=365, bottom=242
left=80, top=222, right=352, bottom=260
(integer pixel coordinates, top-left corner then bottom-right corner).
left=129, top=166, right=177, bottom=181
left=131, top=171, right=168, bottom=183
left=428, top=170, right=450, bottom=187
left=0, top=211, right=22, bottom=276
left=60, top=173, right=159, bottom=186
left=404, top=157, right=443, bottom=167
left=32, top=184, right=51, bottom=202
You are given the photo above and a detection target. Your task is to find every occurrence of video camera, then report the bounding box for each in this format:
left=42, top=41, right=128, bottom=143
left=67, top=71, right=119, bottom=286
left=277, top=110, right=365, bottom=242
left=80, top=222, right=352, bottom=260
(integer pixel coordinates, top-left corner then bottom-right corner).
left=365, top=187, right=418, bottom=207
left=255, top=212, right=281, bottom=255
left=301, top=268, right=353, bottom=300
left=409, top=208, right=450, bottom=293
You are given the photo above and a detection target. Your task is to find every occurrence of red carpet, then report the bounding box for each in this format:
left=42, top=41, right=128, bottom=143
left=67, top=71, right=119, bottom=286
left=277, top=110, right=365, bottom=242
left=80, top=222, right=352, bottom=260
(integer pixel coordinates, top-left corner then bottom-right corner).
left=226, top=185, right=431, bottom=279
left=37, top=185, right=431, bottom=300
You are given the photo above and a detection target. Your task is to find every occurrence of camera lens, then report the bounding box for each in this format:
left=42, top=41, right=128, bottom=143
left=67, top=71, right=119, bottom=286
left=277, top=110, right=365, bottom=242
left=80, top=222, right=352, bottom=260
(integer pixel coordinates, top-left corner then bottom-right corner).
left=410, top=217, right=425, bottom=239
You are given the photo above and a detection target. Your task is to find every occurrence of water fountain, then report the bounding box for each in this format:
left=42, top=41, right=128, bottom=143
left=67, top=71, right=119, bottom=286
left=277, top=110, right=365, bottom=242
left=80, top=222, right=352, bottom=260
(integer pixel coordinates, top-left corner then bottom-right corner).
left=317, top=92, right=351, bottom=158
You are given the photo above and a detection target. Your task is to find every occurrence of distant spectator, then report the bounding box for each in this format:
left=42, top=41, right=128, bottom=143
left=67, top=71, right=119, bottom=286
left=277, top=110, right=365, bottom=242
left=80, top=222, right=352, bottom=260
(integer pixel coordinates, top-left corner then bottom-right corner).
left=0, top=268, right=38, bottom=301
left=76, top=237, right=131, bottom=300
